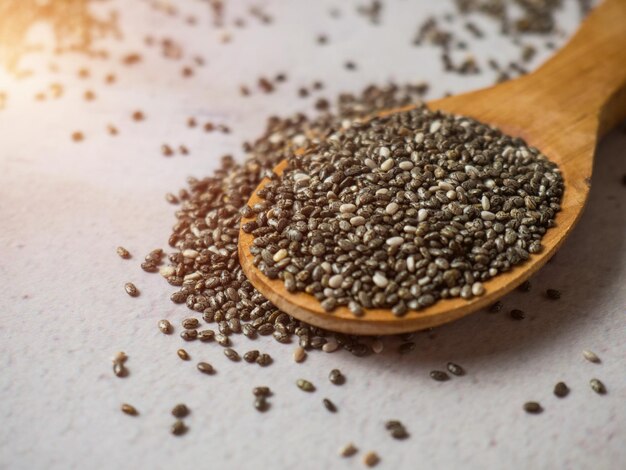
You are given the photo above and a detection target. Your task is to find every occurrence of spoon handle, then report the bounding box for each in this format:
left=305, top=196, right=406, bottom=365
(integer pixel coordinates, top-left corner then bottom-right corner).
left=528, top=0, right=626, bottom=137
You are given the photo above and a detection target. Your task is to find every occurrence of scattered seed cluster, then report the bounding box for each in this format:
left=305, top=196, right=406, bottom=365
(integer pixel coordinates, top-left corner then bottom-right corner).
left=250, top=105, right=563, bottom=315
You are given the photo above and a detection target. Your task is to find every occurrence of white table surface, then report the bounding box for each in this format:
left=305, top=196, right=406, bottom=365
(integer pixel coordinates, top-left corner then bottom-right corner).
left=1, top=1, right=624, bottom=469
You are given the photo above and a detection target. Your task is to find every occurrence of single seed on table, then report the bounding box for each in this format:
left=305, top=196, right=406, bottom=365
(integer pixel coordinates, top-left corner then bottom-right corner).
left=121, top=403, right=138, bottom=416
left=158, top=319, right=172, bottom=334
left=181, top=318, right=199, bottom=329
left=582, top=350, right=600, bottom=363
left=215, top=333, right=230, bottom=347
left=224, top=348, right=240, bottom=362
left=446, top=362, right=465, bottom=376
left=554, top=382, right=569, bottom=398
left=589, top=378, right=606, bottom=394
left=339, top=443, right=358, bottom=458
left=489, top=301, right=503, bottom=313
left=180, top=329, right=198, bottom=341
left=244, top=350, right=260, bottom=363
left=329, top=369, right=345, bottom=385
left=523, top=401, right=542, bottom=414
left=253, top=386, right=271, bottom=397
left=363, top=451, right=380, bottom=467
left=372, top=339, right=383, bottom=354
left=430, top=370, right=449, bottom=382
left=112, top=351, right=128, bottom=364
left=171, top=420, right=187, bottom=436
left=546, top=289, right=561, bottom=300
left=171, top=403, right=189, bottom=418
left=385, top=420, right=409, bottom=440
left=177, top=349, right=190, bottom=360
left=518, top=280, right=531, bottom=292
left=113, top=362, right=127, bottom=378
left=256, top=353, right=272, bottom=366
left=116, top=246, right=131, bottom=259
left=323, top=398, right=337, bottom=413
left=297, top=379, right=315, bottom=392
left=293, top=346, right=307, bottom=363
left=197, top=361, right=214, bottom=374
left=197, top=329, right=215, bottom=341
left=124, top=282, right=139, bottom=297
left=510, top=309, right=525, bottom=320
left=254, top=396, right=269, bottom=412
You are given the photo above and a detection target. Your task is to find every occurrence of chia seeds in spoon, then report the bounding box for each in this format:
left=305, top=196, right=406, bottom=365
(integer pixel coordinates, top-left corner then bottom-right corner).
left=249, top=105, right=563, bottom=316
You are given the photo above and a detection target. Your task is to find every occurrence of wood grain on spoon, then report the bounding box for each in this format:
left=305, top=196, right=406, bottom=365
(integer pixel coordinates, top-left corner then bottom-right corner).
left=239, top=0, right=626, bottom=335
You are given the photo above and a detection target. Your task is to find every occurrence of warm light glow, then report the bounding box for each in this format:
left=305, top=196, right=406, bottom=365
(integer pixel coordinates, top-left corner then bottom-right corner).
left=0, top=0, right=119, bottom=73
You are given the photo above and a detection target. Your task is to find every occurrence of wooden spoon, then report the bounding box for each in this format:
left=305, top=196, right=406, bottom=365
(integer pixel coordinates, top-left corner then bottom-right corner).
left=239, top=0, right=626, bottom=335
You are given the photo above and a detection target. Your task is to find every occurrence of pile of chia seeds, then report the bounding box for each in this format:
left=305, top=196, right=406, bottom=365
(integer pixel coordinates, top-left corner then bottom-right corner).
left=248, top=105, right=563, bottom=315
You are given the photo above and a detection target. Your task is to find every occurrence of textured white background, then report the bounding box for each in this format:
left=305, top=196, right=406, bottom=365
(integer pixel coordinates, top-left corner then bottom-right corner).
left=0, top=1, right=624, bottom=469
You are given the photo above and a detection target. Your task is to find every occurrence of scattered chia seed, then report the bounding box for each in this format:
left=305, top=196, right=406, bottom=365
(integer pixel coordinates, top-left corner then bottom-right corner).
left=197, top=361, right=214, bottom=374
left=523, top=401, right=542, bottom=414
left=120, top=404, right=138, bottom=416
left=385, top=420, right=409, bottom=440
left=339, top=443, right=358, bottom=457
left=293, top=346, right=307, bottom=363
left=446, top=362, right=465, bottom=376
left=510, top=309, right=525, bottom=320
left=180, top=329, right=197, bottom=341
left=518, top=280, right=531, bottom=292
left=244, top=350, right=260, bottom=363
left=171, top=403, right=189, bottom=418
left=224, top=348, right=241, bottom=362
left=489, top=301, right=503, bottom=313
left=177, top=349, right=190, bottom=360
left=181, top=318, right=199, bottom=329
left=323, top=398, right=337, bottom=413
left=590, top=378, right=606, bottom=395
left=329, top=369, right=345, bottom=385
left=158, top=319, right=173, bottom=334
left=582, top=350, right=601, bottom=363
left=296, top=379, right=315, bottom=392
left=254, top=396, right=269, bottom=412
left=116, top=246, right=131, bottom=259
left=253, top=386, right=271, bottom=397
left=112, top=362, right=127, bottom=377
left=363, top=451, right=380, bottom=467
left=171, top=420, right=187, bottom=436
left=554, top=382, right=569, bottom=398
left=124, top=282, right=138, bottom=297
left=430, top=370, right=449, bottom=382
left=546, top=289, right=561, bottom=300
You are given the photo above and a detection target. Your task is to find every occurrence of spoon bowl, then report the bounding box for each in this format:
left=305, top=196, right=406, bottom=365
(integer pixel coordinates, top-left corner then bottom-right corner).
left=239, top=0, right=626, bottom=335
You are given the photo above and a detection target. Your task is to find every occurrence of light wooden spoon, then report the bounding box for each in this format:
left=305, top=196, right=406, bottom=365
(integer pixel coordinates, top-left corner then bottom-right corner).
left=239, top=0, right=626, bottom=335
